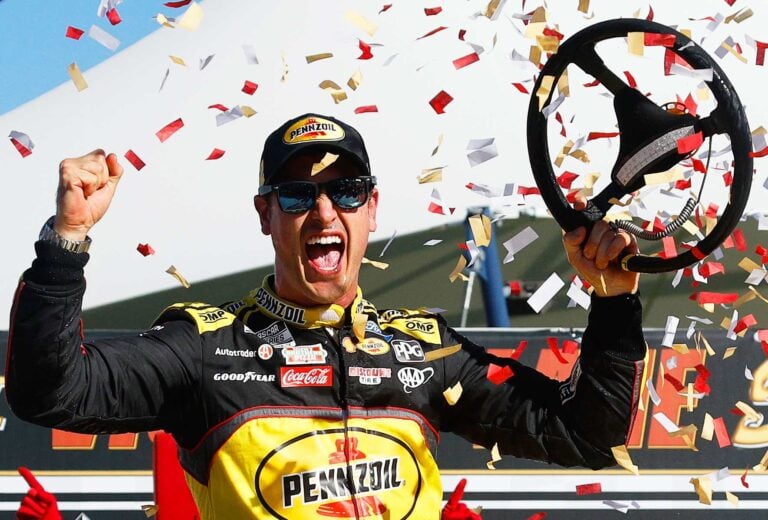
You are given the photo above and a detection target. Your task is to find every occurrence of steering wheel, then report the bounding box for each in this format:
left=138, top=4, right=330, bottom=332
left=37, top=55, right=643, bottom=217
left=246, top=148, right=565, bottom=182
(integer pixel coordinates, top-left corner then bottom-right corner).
left=527, top=19, right=752, bottom=273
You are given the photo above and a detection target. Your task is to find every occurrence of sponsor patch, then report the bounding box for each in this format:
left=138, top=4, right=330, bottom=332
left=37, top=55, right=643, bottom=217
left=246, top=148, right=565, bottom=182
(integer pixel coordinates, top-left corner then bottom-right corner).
left=281, top=366, right=333, bottom=388
left=391, top=339, right=425, bottom=363
left=258, top=344, right=274, bottom=360
left=213, top=371, right=275, bottom=383
left=254, top=320, right=296, bottom=347
left=397, top=367, right=434, bottom=393
left=215, top=347, right=258, bottom=358
left=560, top=360, right=582, bottom=403
left=282, top=344, right=329, bottom=365
left=256, top=288, right=307, bottom=325
left=355, top=337, right=390, bottom=356
left=348, top=366, right=392, bottom=385
left=283, top=116, right=345, bottom=145
left=385, top=317, right=441, bottom=344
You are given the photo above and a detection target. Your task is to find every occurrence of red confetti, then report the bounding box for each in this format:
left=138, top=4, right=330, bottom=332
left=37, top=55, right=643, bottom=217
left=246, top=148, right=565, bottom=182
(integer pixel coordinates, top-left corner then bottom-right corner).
left=750, top=146, right=768, bottom=158
left=733, top=314, right=757, bottom=335
left=517, top=186, right=541, bottom=196
left=487, top=363, right=514, bottom=385
left=692, top=292, right=739, bottom=304
left=661, top=236, right=677, bottom=259
left=675, top=178, right=692, bottom=190
left=10, top=138, right=32, bottom=157
left=730, top=407, right=745, bottom=416
left=543, top=27, right=564, bottom=41
left=663, top=373, right=685, bottom=392
left=562, top=340, right=579, bottom=354
left=623, top=70, right=637, bottom=88
left=664, top=49, right=691, bottom=75
left=724, top=0, right=737, bottom=5
left=358, top=40, right=373, bottom=60
left=428, top=201, right=446, bottom=215
left=555, top=112, right=566, bottom=137
left=700, top=262, right=725, bottom=277
left=106, top=8, right=121, bottom=25
left=124, top=149, right=146, bottom=171
left=508, top=281, right=522, bottom=296
left=512, top=82, right=529, bottom=94
left=417, top=26, right=448, bottom=40
left=527, top=514, right=547, bottom=520
left=647, top=5, right=655, bottom=20
left=354, top=105, right=379, bottom=114
left=557, top=171, right=579, bottom=189
left=164, top=0, right=192, bottom=7
left=137, top=243, right=155, bottom=256
left=510, top=339, right=528, bottom=360
left=424, top=6, right=442, bottom=16
left=66, top=26, right=85, bottom=40
left=733, top=229, right=747, bottom=251
left=429, top=90, right=453, bottom=114
left=583, top=79, right=601, bottom=87
left=713, top=417, right=732, bottom=448
left=458, top=29, right=466, bottom=41
left=693, top=364, right=711, bottom=395
left=547, top=337, right=568, bottom=364
left=205, top=148, right=226, bottom=161
left=682, top=93, right=698, bottom=116
left=576, top=483, right=602, bottom=495
left=645, top=32, right=676, bottom=47
left=208, top=104, right=229, bottom=111
left=453, top=52, right=480, bottom=70
left=379, top=4, right=393, bottom=14
left=705, top=202, right=719, bottom=219
left=242, top=80, right=258, bottom=95
left=155, top=118, right=184, bottom=143
left=691, top=157, right=706, bottom=173
left=741, top=468, right=750, bottom=488
left=587, top=131, right=620, bottom=141
left=756, top=40, right=768, bottom=66
left=677, top=132, right=704, bottom=154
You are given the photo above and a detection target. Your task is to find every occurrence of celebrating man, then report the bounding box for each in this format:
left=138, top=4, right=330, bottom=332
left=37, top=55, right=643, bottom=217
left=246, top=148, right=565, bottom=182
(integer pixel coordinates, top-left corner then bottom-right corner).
left=6, top=113, right=645, bottom=519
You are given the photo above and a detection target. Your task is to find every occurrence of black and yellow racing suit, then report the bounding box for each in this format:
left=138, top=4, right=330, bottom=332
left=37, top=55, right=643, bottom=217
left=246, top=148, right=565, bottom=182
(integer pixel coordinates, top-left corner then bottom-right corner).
left=5, top=242, right=646, bottom=519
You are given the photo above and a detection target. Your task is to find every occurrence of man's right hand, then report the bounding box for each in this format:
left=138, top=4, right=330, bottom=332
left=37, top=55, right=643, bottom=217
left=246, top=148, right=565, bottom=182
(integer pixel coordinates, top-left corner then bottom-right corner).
left=55, top=149, right=123, bottom=241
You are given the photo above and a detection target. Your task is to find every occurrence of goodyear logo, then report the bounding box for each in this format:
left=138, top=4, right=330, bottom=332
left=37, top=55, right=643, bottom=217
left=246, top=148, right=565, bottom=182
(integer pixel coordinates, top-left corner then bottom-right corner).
left=283, top=117, right=344, bottom=145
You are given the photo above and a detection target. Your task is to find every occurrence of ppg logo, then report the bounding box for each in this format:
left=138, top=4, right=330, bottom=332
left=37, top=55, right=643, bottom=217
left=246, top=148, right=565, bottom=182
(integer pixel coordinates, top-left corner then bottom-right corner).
left=397, top=367, right=434, bottom=393
left=391, top=339, right=425, bottom=363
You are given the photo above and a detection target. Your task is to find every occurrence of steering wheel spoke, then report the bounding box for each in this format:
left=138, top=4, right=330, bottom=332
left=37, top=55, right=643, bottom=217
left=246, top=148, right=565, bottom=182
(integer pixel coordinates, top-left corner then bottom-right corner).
left=573, top=46, right=629, bottom=96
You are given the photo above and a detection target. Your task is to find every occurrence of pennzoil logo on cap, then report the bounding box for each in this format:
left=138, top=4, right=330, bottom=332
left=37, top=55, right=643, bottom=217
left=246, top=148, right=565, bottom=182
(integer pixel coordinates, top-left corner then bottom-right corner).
left=283, top=116, right=344, bottom=145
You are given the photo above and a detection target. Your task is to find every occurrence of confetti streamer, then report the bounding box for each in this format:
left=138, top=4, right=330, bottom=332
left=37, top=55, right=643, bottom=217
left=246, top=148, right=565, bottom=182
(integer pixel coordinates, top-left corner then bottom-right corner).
left=124, top=149, right=146, bottom=171
left=156, top=118, right=184, bottom=143
left=137, top=244, right=155, bottom=256
left=429, top=90, right=453, bottom=114
left=424, top=344, right=462, bottom=362
left=361, top=257, right=389, bottom=270
left=354, top=105, right=378, bottom=114
left=166, top=265, right=191, bottom=288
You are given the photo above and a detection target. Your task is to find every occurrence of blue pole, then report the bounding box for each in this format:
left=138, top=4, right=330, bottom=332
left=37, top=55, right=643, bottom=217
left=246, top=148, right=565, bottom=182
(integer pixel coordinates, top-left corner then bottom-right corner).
left=464, top=208, right=509, bottom=327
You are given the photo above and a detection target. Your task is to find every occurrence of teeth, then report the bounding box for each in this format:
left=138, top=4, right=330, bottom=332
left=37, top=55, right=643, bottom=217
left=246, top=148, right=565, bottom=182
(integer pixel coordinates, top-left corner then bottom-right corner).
left=307, top=236, right=342, bottom=245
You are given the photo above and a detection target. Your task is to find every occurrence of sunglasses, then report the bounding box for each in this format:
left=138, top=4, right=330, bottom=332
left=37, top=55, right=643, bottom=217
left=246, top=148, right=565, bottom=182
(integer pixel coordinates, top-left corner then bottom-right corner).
left=258, top=176, right=377, bottom=214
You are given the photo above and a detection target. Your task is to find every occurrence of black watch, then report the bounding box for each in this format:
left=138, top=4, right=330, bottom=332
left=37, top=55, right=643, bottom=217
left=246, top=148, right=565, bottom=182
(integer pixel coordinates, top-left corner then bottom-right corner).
left=38, top=216, right=92, bottom=254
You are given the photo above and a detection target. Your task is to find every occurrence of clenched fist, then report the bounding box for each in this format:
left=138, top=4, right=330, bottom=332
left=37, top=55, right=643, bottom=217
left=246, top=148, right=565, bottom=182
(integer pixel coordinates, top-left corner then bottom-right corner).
left=55, top=149, right=123, bottom=241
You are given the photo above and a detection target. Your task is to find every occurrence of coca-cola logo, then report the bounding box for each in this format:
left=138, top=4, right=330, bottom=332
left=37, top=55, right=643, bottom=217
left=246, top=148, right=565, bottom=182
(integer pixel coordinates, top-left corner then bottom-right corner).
left=280, top=366, right=333, bottom=388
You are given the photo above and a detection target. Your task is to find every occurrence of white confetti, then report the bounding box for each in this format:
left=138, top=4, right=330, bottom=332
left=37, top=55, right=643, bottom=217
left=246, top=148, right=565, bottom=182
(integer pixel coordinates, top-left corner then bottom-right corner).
left=88, top=25, right=121, bottom=51
left=502, top=226, right=538, bottom=263
left=242, top=44, right=259, bottom=65
left=467, top=138, right=499, bottom=167
left=527, top=272, right=565, bottom=313
left=662, top=315, right=679, bottom=347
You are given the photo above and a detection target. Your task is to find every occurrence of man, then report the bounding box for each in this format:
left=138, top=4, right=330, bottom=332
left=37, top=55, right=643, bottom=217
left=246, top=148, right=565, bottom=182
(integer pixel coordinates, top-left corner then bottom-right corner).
left=5, top=113, right=645, bottom=519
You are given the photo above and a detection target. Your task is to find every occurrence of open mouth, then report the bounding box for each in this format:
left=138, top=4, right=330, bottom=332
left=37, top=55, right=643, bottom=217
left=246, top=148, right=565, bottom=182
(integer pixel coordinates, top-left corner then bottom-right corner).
left=306, top=235, right=344, bottom=273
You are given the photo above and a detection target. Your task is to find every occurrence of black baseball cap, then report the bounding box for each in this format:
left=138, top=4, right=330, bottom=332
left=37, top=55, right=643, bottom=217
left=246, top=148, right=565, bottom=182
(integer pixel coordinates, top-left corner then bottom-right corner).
left=259, top=113, right=371, bottom=186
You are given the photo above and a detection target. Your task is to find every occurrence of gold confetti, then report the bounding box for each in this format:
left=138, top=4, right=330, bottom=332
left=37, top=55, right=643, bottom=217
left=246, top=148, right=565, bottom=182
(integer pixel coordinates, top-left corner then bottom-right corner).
left=725, top=8, right=753, bottom=24
left=529, top=45, right=542, bottom=68
left=352, top=311, right=367, bottom=342
left=306, top=53, right=334, bottom=64
left=417, top=167, right=443, bottom=184
left=531, top=6, right=547, bottom=23
left=165, top=265, right=191, bottom=288
left=671, top=344, right=690, bottom=355
left=443, top=382, right=463, bottom=406
left=726, top=491, right=740, bottom=506
left=431, top=134, right=444, bottom=156
left=736, top=401, right=761, bottom=423
left=67, top=63, right=88, bottom=92
left=578, top=0, right=590, bottom=13
left=155, top=14, right=174, bottom=28
left=702, top=413, right=714, bottom=441
left=362, top=257, right=389, bottom=270
left=555, top=140, right=574, bottom=168
left=342, top=336, right=357, bottom=353
left=644, top=168, right=683, bottom=186
left=280, top=51, right=289, bottom=82
left=611, top=445, right=639, bottom=475
left=753, top=450, right=768, bottom=471
left=536, top=75, right=555, bottom=111
left=177, top=1, right=204, bottom=31
left=699, top=332, right=716, bottom=357
left=141, top=504, right=159, bottom=517
left=690, top=476, right=712, bottom=505
left=449, top=256, right=468, bottom=283
left=720, top=40, right=749, bottom=64
left=486, top=442, right=502, bottom=469
left=468, top=214, right=491, bottom=247
left=723, top=346, right=737, bottom=359
left=536, top=34, right=560, bottom=52
left=738, top=257, right=762, bottom=273
left=318, top=80, right=347, bottom=104
left=239, top=105, right=257, bottom=118
left=484, top=0, right=504, bottom=19
left=345, top=10, right=378, bottom=36
left=347, top=69, right=363, bottom=90
left=169, top=55, right=186, bottom=66
left=424, top=344, right=462, bottom=362
left=311, top=152, right=339, bottom=176
left=557, top=69, right=570, bottom=97
left=628, top=32, right=644, bottom=56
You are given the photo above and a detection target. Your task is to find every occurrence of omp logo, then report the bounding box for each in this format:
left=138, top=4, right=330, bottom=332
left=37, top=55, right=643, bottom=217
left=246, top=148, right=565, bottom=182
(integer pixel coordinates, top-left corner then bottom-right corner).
left=200, top=309, right=226, bottom=323
left=283, top=116, right=345, bottom=145
left=213, top=372, right=276, bottom=383
left=733, top=359, right=768, bottom=448
left=397, top=367, right=434, bottom=393
left=391, top=340, right=425, bottom=363
left=405, top=320, right=433, bottom=333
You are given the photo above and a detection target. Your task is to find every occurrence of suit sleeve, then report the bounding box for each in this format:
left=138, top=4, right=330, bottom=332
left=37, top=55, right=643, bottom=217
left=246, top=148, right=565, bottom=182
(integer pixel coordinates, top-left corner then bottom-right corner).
left=439, top=293, right=646, bottom=470
left=4, top=241, right=202, bottom=436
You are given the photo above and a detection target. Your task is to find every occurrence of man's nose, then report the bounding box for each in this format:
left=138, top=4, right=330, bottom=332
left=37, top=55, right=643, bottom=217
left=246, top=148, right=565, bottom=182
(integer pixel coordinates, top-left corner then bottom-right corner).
left=313, top=192, right=337, bottom=222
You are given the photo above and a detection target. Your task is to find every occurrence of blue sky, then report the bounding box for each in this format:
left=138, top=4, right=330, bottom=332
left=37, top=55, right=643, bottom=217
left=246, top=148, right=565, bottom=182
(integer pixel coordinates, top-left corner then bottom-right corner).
left=0, top=0, right=176, bottom=115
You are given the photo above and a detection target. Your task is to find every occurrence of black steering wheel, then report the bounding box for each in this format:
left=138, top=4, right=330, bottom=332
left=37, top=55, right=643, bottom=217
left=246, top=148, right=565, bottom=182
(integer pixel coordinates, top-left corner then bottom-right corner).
left=527, top=19, right=752, bottom=273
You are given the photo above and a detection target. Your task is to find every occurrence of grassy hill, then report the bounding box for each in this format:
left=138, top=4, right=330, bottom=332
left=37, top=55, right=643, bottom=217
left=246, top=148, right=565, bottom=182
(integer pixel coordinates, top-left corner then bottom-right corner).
left=82, top=215, right=767, bottom=330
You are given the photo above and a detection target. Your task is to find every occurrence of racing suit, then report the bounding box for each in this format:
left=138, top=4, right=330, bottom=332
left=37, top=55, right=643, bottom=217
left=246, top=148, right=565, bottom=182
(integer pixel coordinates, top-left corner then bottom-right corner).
left=5, top=242, right=646, bottom=519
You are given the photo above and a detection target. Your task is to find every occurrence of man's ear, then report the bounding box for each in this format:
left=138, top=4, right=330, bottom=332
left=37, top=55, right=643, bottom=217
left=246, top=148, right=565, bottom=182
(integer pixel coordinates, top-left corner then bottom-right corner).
left=254, top=195, right=272, bottom=235
left=367, top=187, right=379, bottom=233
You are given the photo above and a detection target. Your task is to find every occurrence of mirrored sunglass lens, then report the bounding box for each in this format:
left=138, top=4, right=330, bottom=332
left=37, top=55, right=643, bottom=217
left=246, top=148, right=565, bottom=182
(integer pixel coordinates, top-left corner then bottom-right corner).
left=278, top=183, right=315, bottom=213
left=330, top=179, right=368, bottom=208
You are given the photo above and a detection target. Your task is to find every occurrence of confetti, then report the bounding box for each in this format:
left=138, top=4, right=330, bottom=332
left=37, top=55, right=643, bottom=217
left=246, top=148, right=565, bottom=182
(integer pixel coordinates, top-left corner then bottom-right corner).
left=690, top=476, right=712, bottom=505
left=66, top=26, right=85, bottom=40
left=713, top=417, right=732, bottom=448
left=166, top=265, right=190, bottom=288
left=453, top=52, right=480, bottom=70
left=9, top=130, right=34, bottom=157
left=726, top=491, right=739, bottom=506
left=66, top=63, right=88, bottom=91
left=88, top=25, right=120, bottom=51
left=429, top=90, right=453, bottom=114
left=486, top=443, right=501, bottom=469
left=352, top=310, right=367, bottom=343
left=443, top=382, right=463, bottom=405
left=165, top=0, right=192, bottom=6
left=487, top=363, right=514, bottom=385
left=547, top=338, right=568, bottom=364
left=425, top=6, right=442, bottom=16
left=361, top=257, right=389, bottom=270
left=448, top=256, right=467, bottom=282
left=177, top=1, right=204, bottom=31
left=156, top=118, right=184, bottom=143
left=536, top=75, right=555, bottom=111
left=242, top=80, right=258, bottom=95
left=417, top=26, right=448, bottom=40
left=466, top=138, right=498, bottom=167
left=468, top=214, right=491, bottom=247
left=576, top=483, right=602, bottom=495
left=424, top=344, right=462, bottom=362
left=169, top=55, right=186, bottom=67
left=347, top=69, right=362, bottom=90
left=502, top=227, right=538, bottom=263
left=354, top=105, right=378, bottom=114
left=424, top=239, right=442, bottom=247
left=106, top=8, right=121, bottom=25
left=512, top=83, right=529, bottom=94
left=358, top=40, right=374, bottom=60
left=318, top=80, right=347, bottom=104
left=345, top=10, right=378, bottom=36
left=137, top=244, right=155, bottom=256
left=200, top=54, right=215, bottom=70
left=578, top=0, right=590, bottom=14
left=417, top=167, right=443, bottom=184
left=527, top=273, right=565, bottom=313
left=310, top=152, right=339, bottom=176
left=124, top=149, right=145, bottom=171
left=662, top=315, right=679, bottom=347
left=205, top=148, right=225, bottom=161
